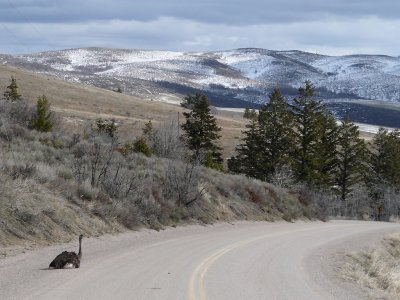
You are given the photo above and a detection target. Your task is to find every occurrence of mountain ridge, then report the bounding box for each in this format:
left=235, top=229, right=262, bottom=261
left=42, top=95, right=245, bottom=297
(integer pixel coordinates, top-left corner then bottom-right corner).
left=1, top=47, right=400, bottom=126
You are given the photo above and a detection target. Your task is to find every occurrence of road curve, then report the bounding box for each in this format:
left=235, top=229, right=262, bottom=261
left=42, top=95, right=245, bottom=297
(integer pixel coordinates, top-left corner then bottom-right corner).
left=0, top=221, right=399, bottom=300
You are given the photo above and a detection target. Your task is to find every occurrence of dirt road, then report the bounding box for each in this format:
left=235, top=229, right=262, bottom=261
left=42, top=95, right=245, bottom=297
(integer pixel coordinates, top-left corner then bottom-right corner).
left=1, top=220, right=398, bottom=300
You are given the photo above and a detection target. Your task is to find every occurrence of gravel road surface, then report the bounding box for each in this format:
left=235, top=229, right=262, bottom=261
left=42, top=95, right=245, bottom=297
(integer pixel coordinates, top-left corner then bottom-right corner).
left=1, top=220, right=398, bottom=300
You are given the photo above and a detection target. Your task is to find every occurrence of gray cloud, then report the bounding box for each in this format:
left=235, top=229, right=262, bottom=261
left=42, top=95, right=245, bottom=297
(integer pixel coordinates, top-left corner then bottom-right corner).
left=0, top=0, right=399, bottom=55
left=1, top=0, right=399, bottom=24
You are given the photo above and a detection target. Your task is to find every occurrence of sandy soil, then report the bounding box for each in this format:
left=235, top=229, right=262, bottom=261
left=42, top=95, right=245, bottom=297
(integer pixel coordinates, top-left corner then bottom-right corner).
left=0, top=220, right=399, bottom=300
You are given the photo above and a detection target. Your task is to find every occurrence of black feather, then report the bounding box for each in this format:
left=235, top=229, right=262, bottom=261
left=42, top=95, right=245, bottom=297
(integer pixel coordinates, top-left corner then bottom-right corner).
left=49, top=235, right=83, bottom=269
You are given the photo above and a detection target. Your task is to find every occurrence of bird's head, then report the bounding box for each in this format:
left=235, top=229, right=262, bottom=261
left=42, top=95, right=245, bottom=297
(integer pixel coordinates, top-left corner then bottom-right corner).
left=79, top=234, right=84, bottom=240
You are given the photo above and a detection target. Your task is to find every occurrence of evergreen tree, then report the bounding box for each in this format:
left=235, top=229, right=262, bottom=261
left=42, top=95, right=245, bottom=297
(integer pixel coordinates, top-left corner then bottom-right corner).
left=205, top=151, right=225, bottom=172
left=291, top=81, right=325, bottom=184
left=3, top=76, right=21, bottom=102
left=142, top=120, right=153, bottom=137
left=133, top=137, right=152, bottom=157
left=181, top=93, right=222, bottom=166
left=257, top=88, right=294, bottom=180
left=31, top=95, right=53, bottom=132
left=141, top=120, right=154, bottom=146
left=335, top=117, right=367, bottom=201
left=230, top=88, right=294, bottom=181
left=229, top=118, right=264, bottom=178
left=181, top=93, right=202, bottom=109
left=243, top=107, right=250, bottom=118
left=313, top=110, right=339, bottom=188
left=243, top=108, right=257, bottom=120
left=96, top=119, right=118, bottom=137
left=370, top=129, right=400, bottom=188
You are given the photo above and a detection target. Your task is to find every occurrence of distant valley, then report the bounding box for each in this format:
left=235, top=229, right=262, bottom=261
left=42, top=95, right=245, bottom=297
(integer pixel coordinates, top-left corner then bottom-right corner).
left=1, top=47, right=400, bottom=127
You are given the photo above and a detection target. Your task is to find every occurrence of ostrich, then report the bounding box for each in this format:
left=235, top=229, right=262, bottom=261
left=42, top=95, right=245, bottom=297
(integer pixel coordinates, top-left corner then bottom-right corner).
left=49, top=235, right=83, bottom=269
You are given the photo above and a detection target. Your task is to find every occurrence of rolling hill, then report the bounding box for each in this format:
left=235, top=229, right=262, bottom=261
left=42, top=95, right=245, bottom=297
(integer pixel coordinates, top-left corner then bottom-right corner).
left=2, top=47, right=400, bottom=127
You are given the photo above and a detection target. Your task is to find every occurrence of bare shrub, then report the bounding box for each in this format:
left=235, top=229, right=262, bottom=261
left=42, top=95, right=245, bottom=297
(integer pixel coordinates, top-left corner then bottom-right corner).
left=269, top=165, right=297, bottom=189
left=343, top=184, right=373, bottom=219
left=93, top=198, right=140, bottom=229
left=151, top=118, right=189, bottom=159
left=0, top=118, right=33, bottom=141
left=137, top=193, right=162, bottom=221
left=87, top=136, right=118, bottom=187
left=35, top=162, right=57, bottom=183
left=71, top=134, right=118, bottom=187
left=287, top=185, right=335, bottom=220
left=369, top=186, right=400, bottom=222
left=0, top=99, right=35, bottom=128
left=381, top=188, right=400, bottom=221
left=77, top=180, right=98, bottom=201
left=102, top=155, right=151, bottom=199
left=163, top=160, right=205, bottom=207
left=72, top=141, right=91, bottom=183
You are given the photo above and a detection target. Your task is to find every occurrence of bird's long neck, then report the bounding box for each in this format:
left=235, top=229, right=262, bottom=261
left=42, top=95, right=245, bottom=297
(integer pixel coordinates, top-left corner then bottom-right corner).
left=78, top=238, right=82, bottom=260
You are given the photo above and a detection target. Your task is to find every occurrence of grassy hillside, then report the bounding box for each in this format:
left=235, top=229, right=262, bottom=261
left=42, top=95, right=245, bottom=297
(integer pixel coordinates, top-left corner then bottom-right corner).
left=0, top=64, right=246, bottom=159
left=0, top=67, right=325, bottom=253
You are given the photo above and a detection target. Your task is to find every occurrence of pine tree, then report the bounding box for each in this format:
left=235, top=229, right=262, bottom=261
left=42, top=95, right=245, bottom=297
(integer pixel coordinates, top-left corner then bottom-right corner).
left=96, top=119, right=117, bottom=137
left=335, top=117, right=367, bottom=201
left=243, top=108, right=257, bottom=120
left=3, top=76, right=21, bottom=102
left=370, top=129, right=400, bottom=188
left=313, top=110, right=339, bottom=188
left=133, top=137, right=152, bottom=157
left=181, top=93, right=202, bottom=109
left=243, top=107, right=251, bottom=118
left=230, top=88, right=294, bottom=181
left=229, top=118, right=264, bottom=179
left=141, top=120, right=154, bottom=147
left=291, top=81, right=325, bottom=184
left=257, top=88, right=294, bottom=180
left=142, top=120, right=153, bottom=137
left=181, top=93, right=222, bottom=166
left=31, top=95, right=53, bottom=132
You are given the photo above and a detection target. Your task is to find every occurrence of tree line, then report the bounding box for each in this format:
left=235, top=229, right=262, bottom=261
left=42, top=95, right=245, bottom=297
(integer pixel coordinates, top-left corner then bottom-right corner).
left=180, top=81, right=400, bottom=220
left=226, top=82, right=400, bottom=219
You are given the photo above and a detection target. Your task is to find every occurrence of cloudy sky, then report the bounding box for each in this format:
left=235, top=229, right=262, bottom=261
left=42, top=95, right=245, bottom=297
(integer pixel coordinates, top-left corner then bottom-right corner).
left=0, top=0, right=399, bottom=56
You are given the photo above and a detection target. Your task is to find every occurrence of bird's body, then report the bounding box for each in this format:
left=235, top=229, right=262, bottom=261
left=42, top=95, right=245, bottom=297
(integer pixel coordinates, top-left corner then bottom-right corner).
left=49, top=235, right=83, bottom=269
left=49, top=251, right=80, bottom=269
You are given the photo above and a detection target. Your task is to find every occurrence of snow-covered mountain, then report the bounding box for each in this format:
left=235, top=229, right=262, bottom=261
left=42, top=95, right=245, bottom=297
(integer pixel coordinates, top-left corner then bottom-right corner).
left=1, top=47, right=400, bottom=125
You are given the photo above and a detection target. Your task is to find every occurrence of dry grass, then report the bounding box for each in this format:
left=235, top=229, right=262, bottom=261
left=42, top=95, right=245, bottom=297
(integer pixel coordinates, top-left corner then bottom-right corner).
left=0, top=124, right=321, bottom=250
left=340, top=233, right=400, bottom=299
left=0, top=176, right=118, bottom=248
left=0, top=64, right=247, bottom=158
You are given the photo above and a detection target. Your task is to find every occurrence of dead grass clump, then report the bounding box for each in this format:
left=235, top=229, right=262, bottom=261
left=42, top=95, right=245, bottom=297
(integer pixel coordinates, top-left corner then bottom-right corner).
left=340, top=233, right=400, bottom=298
left=35, top=162, right=58, bottom=183
left=56, top=165, right=73, bottom=180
